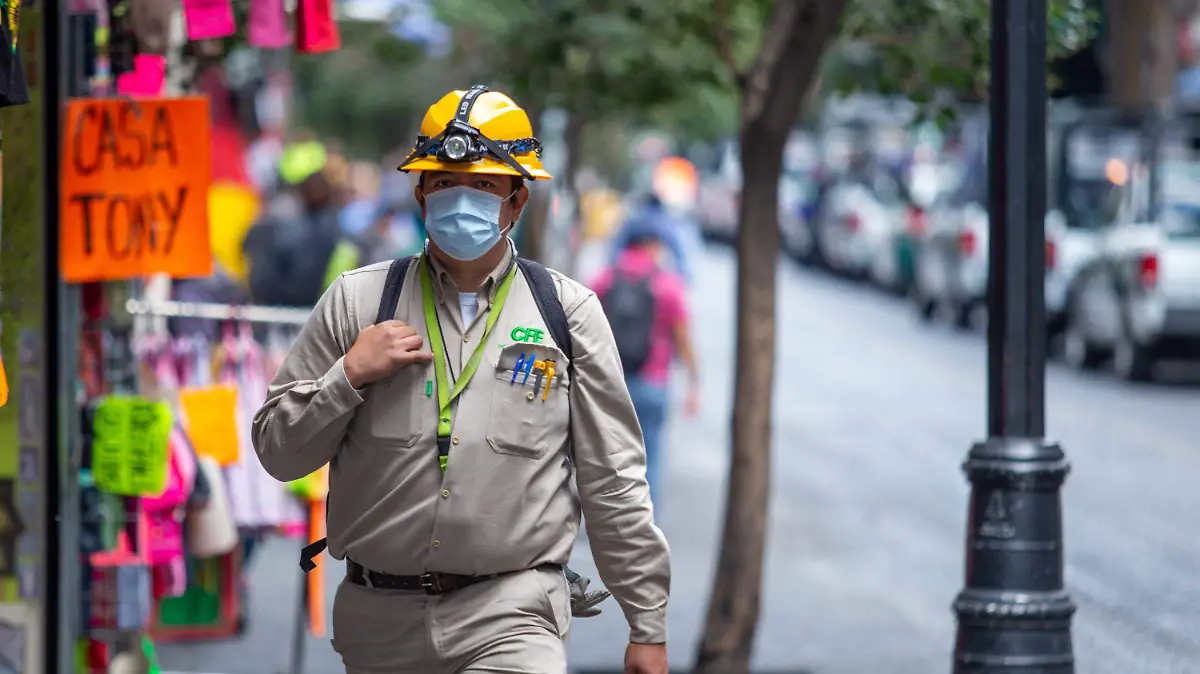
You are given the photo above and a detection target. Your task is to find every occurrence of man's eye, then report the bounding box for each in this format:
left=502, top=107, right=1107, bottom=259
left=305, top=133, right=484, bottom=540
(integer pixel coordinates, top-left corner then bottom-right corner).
left=477, top=181, right=495, bottom=189
left=433, top=179, right=453, bottom=188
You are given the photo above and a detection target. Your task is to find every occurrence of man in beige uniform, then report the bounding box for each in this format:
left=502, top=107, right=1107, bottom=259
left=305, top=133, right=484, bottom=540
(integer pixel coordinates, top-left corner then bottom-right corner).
left=252, top=86, right=671, bottom=674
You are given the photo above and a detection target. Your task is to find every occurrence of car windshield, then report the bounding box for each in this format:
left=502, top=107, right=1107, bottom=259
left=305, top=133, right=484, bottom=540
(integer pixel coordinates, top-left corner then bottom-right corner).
left=1063, top=177, right=1123, bottom=229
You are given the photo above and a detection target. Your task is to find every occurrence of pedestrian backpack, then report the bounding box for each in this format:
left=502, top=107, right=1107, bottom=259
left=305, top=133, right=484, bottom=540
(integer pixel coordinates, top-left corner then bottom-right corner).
left=598, top=271, right=657, bottom=375
left=245, top=214, right=342, bottom=308
left=299, top=254, right=573, bottom=573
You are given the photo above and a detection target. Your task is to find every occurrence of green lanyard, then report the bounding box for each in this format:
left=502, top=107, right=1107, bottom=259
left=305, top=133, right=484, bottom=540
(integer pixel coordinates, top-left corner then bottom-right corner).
left=419, top=256, right=518, bottom=472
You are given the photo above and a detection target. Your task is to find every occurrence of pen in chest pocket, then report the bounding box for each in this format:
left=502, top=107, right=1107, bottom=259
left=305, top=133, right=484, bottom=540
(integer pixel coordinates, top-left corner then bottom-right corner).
left=542, top=360, right=555, bottom=401
left=531, top=360, right=545, bottom=395
left=510, top=352, right=527, bottom=384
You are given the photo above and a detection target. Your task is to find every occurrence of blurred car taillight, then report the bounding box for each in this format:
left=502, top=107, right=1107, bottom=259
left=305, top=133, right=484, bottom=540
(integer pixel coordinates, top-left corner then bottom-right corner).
left=1045, top=239, right=1056, bottom=270
left=1138, top=253, right=1159, bottom=288
left=906, top=207, right=926, bottom=236
left=959, top=229, right=977, bottom=256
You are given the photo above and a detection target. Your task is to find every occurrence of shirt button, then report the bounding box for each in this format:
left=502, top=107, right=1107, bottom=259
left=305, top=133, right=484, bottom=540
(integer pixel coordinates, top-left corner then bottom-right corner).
left=431, top=540, right=441, bottom=548
left=463, top=334, right=471, bottom=343
left=451, top=436, right=460, bottom=445
left=442, top=489, right=450, bottom=498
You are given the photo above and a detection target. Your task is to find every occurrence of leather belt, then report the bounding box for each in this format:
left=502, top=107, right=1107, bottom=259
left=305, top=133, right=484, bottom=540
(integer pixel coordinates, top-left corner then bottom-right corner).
left=345, top=560, right=559, bottom=595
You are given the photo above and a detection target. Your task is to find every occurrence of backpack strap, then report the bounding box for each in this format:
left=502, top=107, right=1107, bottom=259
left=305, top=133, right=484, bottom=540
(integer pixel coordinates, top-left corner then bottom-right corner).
left=301, top=255, right=415, bottom=573
left=375, top=255, right=416, bottom=324
left=516, top=257, right=572, bottom=364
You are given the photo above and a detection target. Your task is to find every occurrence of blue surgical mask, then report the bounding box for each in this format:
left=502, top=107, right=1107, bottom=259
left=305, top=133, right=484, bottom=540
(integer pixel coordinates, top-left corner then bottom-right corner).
left=423, top=186, right=512, bottom=261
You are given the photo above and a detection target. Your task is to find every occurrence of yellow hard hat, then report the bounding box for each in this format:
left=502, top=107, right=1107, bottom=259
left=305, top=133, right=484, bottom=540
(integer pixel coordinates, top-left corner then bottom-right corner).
left=398, top=85, right=552, bottom=181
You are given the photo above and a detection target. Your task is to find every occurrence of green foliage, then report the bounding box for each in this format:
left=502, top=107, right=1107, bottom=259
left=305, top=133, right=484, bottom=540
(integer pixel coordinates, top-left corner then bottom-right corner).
left=833, top=0, right=1100, bottom=106
left=430, top=0, right=760, bottom=136
left=291, top=0, right=1100, bottom=159
left=290, top=21, right=433, bottom=160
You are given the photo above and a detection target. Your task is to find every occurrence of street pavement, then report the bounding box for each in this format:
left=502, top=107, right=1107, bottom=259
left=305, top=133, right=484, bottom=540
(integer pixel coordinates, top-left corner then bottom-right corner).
left=159, top=242, right=1200, bottom=674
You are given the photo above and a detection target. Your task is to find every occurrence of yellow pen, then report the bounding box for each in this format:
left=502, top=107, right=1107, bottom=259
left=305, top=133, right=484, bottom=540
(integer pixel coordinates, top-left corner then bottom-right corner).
left=542, top=360, right=555, bottom=401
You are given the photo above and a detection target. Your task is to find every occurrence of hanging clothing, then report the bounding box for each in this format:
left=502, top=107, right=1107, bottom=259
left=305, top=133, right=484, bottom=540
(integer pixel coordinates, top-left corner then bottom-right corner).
left=216, top=327, right=305, bottom=531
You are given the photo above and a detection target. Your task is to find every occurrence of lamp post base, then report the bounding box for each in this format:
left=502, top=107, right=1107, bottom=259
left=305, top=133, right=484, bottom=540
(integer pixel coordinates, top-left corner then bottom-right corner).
left=952, top=438, right=1075, bottom=673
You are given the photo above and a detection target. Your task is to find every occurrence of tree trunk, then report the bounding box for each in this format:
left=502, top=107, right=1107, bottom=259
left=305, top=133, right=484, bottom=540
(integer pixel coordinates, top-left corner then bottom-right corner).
left=692, top=2, right=846, bottom=673
left=1108, top=0, right=1177, bottom=113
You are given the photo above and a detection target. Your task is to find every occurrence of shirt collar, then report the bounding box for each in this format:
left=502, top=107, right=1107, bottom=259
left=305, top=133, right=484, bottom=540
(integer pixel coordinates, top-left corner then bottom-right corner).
left=423, top=238, right=517, bottom=301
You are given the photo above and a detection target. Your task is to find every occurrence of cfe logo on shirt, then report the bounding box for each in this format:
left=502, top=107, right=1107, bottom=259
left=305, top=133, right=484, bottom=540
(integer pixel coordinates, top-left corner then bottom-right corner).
left=510, top=326, right=544, bottom=344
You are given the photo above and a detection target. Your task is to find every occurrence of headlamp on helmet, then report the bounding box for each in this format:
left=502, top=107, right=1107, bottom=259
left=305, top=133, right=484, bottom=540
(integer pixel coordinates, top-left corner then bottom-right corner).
left=400, top=85, right=544, bottom=180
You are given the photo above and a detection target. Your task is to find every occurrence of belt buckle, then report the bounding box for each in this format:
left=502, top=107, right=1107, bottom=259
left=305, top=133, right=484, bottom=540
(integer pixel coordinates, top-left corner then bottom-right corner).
left=419, top=573, right=445, bottom=594
left=361, top=570, right=375, bottom=589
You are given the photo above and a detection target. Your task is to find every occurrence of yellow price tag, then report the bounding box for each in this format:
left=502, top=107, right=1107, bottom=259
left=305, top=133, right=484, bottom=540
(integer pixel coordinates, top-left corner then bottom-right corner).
left=180, top=385, right=240, bottom=466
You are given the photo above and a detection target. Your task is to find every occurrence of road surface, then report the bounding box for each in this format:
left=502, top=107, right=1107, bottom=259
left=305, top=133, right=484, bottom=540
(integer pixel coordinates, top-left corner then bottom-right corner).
left=159, top=243, right=1200, bottom=674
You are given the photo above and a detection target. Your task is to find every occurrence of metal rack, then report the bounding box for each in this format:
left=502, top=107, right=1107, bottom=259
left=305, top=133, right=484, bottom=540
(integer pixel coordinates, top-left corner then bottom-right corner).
left=124, top=299, right=313, bottom=326
left=123, top=296, right=314, bottom=674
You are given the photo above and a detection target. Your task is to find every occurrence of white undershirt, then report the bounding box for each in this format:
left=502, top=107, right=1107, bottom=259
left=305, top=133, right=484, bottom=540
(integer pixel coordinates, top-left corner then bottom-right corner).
left=459, top=292, right=480, bottom=328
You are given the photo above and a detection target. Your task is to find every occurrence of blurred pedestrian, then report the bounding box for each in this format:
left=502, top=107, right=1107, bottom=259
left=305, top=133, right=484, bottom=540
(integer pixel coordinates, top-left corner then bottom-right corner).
left=254, top=86, right=670, bottom=674
left=590, top=209, right=701, bottom=514
left=610, top=193, right=694, bottom=283
left=242, top=140, right=362, bottom=307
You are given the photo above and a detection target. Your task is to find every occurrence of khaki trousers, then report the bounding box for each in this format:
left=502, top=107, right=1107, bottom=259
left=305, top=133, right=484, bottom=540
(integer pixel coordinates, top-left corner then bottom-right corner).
left=332, top=565, right=572, bottom=674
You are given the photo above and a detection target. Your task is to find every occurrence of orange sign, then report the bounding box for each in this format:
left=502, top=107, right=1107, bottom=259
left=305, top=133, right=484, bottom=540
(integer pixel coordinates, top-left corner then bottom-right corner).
left=60, top=97, right=214, bottom=283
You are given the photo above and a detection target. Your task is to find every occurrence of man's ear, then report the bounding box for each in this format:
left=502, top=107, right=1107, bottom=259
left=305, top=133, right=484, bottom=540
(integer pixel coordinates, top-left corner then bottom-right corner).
left=413, top=183, right=425, bottom=214
left=508, top=183, right=531, bottom=222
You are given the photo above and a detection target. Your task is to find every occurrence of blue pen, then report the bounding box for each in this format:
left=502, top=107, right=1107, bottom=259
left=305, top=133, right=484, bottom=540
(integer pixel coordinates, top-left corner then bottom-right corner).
left=511, top=352, right=527, bottom=384
left=521, top=356, right=536, bottom=384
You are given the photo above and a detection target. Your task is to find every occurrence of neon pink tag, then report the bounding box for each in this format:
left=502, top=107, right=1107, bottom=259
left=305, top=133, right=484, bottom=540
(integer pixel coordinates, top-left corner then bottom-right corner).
left=116, top=55, right=166, bottom=97
left=183, top=0, right=237, bottom=40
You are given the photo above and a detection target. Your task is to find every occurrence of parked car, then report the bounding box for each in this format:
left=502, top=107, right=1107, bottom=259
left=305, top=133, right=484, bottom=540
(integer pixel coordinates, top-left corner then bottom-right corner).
left=813, top=171, right=904, bottom=279
left=1062, top=159, right=1200, bottom=381
left=865, top=170, right=926, bottom=294
left=1047, top=105, right=1144, bottom=349
left=695, top=137, right=822, bottom=258
left=910, top=114, right=989, bottom=327
left=1063, top=202, right=1200, bottom=380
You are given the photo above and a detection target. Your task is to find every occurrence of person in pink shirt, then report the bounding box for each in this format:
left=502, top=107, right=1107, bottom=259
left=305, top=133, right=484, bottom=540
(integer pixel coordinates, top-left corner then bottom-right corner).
left=589, top=212, right=700, bottom=513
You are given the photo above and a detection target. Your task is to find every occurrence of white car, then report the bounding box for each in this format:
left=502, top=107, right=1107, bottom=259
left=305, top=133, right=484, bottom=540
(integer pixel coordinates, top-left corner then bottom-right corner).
left=911, top=197, right=989, bottom=327
left=1063, top=207, right=1200, bottom=380
left=815, top=177, right=903, bottom=279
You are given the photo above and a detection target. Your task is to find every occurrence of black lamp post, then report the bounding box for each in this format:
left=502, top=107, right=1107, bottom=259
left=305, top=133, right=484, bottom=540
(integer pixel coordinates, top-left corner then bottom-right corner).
left=952, top=0, right=1076, bottom=672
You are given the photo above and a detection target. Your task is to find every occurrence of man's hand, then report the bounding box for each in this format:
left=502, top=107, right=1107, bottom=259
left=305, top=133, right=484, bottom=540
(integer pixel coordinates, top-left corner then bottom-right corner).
left=344, top=320, right=434, bottom=389
left=624, top=642, right=667, bottom=674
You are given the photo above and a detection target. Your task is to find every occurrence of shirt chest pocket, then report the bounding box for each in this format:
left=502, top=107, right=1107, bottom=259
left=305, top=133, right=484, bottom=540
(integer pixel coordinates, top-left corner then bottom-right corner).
left=487, top=343, right=570, bottom=460
left=352, top=363, right=432, bottom=448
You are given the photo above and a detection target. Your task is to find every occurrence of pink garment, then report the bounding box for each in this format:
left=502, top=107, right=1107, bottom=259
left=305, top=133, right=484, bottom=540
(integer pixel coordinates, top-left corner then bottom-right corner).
left=182, top=0, right=237, bottom=40
left=140, top=433, right=190, bottom=595
left=139, top=351, right=196, bottom=596
left=248, top=0, right=291, bottom=48
left=219, top=326, right=306, bottom=531
left=588, top=246, right=689, bottom=386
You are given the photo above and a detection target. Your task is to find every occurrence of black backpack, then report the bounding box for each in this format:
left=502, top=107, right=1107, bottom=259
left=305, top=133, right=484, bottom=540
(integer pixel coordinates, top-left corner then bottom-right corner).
left=244, top=212, right=340, bottom=308
left=598, top=272, right=657, bottom=375
left=300, top=254, right=573, bottom=573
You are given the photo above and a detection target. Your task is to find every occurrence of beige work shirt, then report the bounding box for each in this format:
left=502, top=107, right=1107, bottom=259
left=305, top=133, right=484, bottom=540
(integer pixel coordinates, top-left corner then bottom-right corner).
left=251, top=243, right=672, bottom=644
